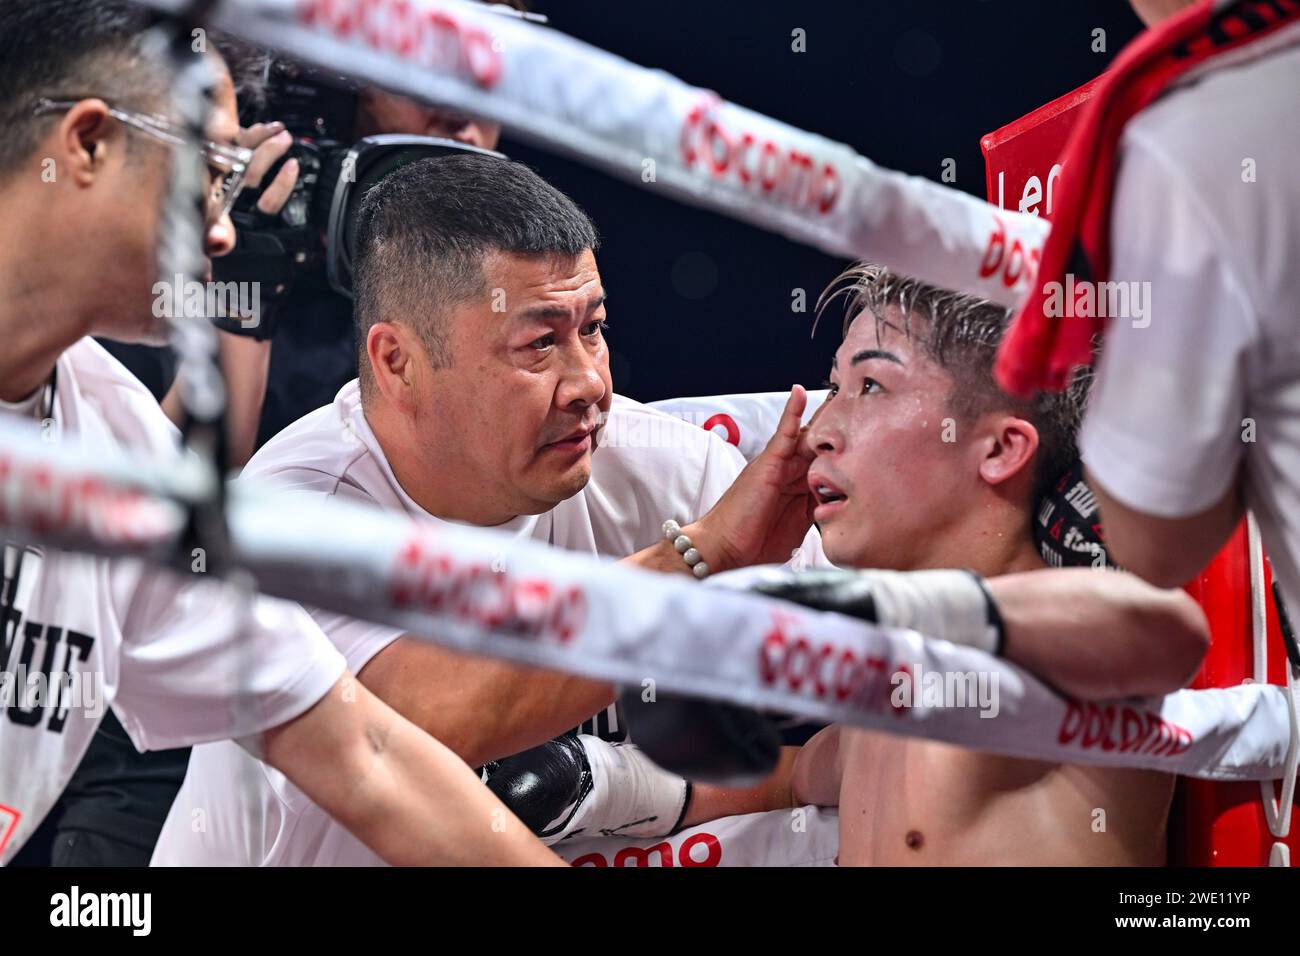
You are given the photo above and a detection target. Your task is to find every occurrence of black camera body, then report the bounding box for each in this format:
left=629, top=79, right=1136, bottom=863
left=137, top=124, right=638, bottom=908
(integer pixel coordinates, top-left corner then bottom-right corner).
left=258, top=62, right=357, bottom=233
left=214, top=62, right=503, bottom=337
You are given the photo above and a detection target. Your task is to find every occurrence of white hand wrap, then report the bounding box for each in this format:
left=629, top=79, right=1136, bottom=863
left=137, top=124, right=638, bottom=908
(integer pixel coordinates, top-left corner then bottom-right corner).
left=546, top=736, right=691, bottom=844
left=866, top=569, right=1003, bottom=656
left=709, top=565, right=1003, bottom=655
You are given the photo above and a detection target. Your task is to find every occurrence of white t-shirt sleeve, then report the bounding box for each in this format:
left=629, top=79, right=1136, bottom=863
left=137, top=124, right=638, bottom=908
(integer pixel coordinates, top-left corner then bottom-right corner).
left=111, top=565, right=347, bottom=752
left=238, top=482, right=407, bottom=677
left=1079, top=128, right=1258, bottom=518
left=309, top=607, right=405, bottom=677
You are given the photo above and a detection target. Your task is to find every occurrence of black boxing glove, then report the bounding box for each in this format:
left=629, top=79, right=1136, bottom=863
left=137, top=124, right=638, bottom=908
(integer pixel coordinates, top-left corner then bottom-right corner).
left=483, top=732, right=690, bottom=844
left=617, top=687, right=782, bottom=788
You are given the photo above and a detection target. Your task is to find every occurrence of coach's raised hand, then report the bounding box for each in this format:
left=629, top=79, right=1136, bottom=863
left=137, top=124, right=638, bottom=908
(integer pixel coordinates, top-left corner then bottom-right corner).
left=692, top=385, right=817, bottom=571
left=629, top=386, right=816, bottom=577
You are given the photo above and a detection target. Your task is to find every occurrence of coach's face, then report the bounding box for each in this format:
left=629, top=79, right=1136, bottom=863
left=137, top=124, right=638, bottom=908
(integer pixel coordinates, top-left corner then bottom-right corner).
left=425, top=248, right=612, bottom=519
left=806, top=311, right=978, bottom=571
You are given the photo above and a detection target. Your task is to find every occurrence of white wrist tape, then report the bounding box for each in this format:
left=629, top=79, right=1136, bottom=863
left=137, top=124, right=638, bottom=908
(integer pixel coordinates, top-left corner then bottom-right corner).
left=553, top=736, right=690, bottom=843
left=868, top=569, right=1001, bottom=655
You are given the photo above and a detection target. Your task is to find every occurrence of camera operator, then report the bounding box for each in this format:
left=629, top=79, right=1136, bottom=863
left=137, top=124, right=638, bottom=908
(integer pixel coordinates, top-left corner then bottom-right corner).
left=214, top=21, right=512, bottom=461
left=100, top=9, right=515, bottom=469
left=246, top=92, right=502, bottom=455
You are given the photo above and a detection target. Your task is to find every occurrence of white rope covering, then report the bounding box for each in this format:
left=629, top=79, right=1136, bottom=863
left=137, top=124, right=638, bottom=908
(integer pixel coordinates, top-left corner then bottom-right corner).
left=130, top=0, right=1049, bottom=306
left=2, top=414, right=1292, bottom=783
left=1248, top=512, right=1299, bottom=864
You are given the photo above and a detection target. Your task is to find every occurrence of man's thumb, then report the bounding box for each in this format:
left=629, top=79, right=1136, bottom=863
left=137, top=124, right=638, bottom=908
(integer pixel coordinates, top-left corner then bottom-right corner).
left=765, top=385, right=808, bottom=454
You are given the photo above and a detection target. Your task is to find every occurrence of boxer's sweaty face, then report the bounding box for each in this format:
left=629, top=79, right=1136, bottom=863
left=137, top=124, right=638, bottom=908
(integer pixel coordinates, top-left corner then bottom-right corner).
left=808, top=311, right=980, bottom=570
left=425, top=248, right=611, bottom=519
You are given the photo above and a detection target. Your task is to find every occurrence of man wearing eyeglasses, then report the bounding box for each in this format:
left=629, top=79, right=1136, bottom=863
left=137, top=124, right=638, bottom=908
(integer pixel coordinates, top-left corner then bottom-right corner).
left=12, top=37, right=330, bottom=869
left=0, top=0, right=560, bottom=867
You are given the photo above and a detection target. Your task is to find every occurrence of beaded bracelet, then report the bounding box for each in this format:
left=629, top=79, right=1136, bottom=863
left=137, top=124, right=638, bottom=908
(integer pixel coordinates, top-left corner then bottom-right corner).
left=661, top=519, right=711, bottom=580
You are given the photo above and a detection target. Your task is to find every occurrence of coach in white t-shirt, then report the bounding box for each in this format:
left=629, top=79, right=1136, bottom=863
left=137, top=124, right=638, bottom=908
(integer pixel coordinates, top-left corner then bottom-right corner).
left=1080, top=3, right=1300, bottom=617
left=0, top=2, right=559, bottom=867
left=155, top=153, right=820, bottom=865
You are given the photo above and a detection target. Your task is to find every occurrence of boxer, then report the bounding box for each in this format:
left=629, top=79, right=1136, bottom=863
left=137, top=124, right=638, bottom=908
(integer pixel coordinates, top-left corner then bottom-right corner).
left=683, top=264, right=1211, bottom=864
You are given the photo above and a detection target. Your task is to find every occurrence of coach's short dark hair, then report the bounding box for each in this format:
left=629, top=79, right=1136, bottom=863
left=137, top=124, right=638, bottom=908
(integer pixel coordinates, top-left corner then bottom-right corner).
left=818, top=262, right=1091, bottom=504
left=0, top=1, right=171, bottom=178
left=352, top=153, right=599, bottom=393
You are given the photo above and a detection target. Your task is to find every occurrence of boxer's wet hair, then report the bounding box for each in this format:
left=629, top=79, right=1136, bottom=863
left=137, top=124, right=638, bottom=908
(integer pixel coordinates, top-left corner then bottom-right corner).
left=818, top=262, right=1090, bottom=503
left=353, top=153, right=599, bottom=395
left=0, top=0, right=168, bottom=178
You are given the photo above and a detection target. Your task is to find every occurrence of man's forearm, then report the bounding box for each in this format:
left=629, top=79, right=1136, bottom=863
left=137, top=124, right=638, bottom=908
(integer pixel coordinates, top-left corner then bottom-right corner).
left=263, top=676, right=563, bottom=866
left=680, top=746, right=799, bottom=827
left=217, top=333, right=271, bottom=468
left=990, top=569, right=1209, bottom=699
left=623, top=521, right=712, bottom=576
left=334, top=703, right=563, bottom=866
left=1086, top=467, right=1243, bottom=588
left=159, top=333, right=270, bottom=468
left=358, top=637, right=615, bottom=768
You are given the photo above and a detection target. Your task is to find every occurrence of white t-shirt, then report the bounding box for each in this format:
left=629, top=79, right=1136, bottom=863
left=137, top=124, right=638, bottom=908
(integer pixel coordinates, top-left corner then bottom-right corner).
left=0, top=339, right=346, bottom=864
left=1081, top=42, right=1300, bottom=615
left=153, top=381, right=748, bottom=865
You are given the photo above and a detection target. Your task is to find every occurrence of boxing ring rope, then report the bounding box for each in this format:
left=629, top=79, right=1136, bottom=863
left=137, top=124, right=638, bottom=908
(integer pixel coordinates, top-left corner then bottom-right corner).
left=131, top=0, right=1049, bottom=308
left=1, top=413, right=1293, bottom=784
left=1247, top=512, right=1300, bottom=863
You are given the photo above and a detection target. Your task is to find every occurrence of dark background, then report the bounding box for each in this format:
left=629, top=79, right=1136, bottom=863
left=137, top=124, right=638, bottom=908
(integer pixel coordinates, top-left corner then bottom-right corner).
left=500, top=0, right=1144, bottom=402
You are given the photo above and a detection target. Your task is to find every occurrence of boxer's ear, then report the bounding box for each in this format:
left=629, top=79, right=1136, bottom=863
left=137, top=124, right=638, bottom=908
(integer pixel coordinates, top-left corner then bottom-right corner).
left=978, top=414, right=1039, bottom=488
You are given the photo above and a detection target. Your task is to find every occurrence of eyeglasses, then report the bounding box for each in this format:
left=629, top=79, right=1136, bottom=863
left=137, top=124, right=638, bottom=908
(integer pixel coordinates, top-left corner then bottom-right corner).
left=32, top=97, right=254, bottom=224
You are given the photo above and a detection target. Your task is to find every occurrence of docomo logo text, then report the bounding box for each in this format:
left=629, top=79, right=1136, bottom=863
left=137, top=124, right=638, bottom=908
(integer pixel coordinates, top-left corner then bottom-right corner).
left=297, top=0, right=503, bottom=88
left=681, top=97, right=842, bottom=217
left=0, top=455, right=175, bottom=546
left=570, top=832, right=722, bottom=867
left=1057, top=700, right=1193, bottom=757
left=757, top=611, right=903, bottom=715
left=391, top=534, right=586, bottom=644
left=979, top=214, right=1042, bottom=290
